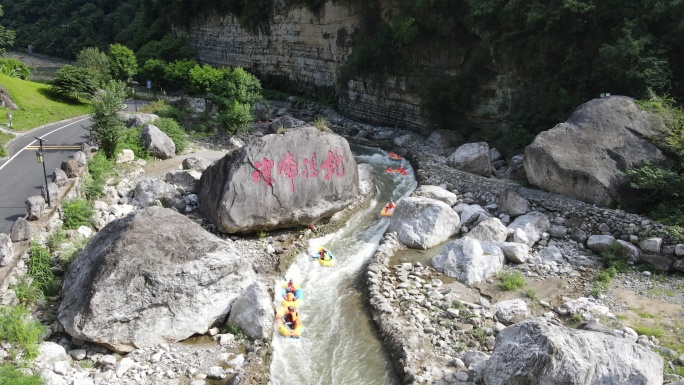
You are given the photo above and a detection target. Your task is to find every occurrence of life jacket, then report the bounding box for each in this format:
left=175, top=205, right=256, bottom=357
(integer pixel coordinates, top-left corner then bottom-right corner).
left=321, top=250, right=331, bottom=261
left=285, top=292, right=295, bottom=302
left=286, top=283, right=296, bottom=293
left=387, top=202, right=395, bottom=209
left=286, top=309, right=299, bottom=323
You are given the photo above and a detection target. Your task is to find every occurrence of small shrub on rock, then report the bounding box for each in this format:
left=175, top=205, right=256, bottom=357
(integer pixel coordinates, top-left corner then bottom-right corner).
left=0, top=306, right=45, bottom=360
left=62, top=199, right=93, bottom=230
left=498, top=271, right=526, bottom=291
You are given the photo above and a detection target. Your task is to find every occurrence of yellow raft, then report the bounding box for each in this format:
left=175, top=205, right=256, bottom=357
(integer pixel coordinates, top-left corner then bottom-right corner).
left=316, top=246, right=335, bottom=267
left=276, top=307, right=302, bottom=338
left=281, top=283, right=302, bottom=308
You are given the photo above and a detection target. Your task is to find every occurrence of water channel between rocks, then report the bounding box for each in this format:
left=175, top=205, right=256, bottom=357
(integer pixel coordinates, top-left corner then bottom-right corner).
left=269, top=145, right=417, bottom=385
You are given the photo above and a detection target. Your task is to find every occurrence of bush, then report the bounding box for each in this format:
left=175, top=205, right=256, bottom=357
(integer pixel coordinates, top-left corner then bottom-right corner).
left=118, top=127, right=149, bottom=159
left=498, top=271, right=526, bottom=291
left=27, top=242, right=56, bottom=297
left=220, top=100, right=253, bottom=134
left=11, top=279, right=44, bottom=307
left=62, top=199, right=93, bottom=230
left=87, top=152, right=114, bottom=181
left=0, top=58, right=31, bottom=80
left=154, top=118, right=188, bottom=154
left=50, top=65, right=98, bottom=101
left=0, top=306, right=45, bottom=360
left=138, top=99, right=171, bottom=114
left=600, top=241, right=630, bottom=272
left=83, top=175, right=105, bottom=201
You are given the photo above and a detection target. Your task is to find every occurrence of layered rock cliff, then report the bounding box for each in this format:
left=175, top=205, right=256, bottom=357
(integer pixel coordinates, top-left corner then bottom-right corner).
left=187, top=1, right=514, bottom=136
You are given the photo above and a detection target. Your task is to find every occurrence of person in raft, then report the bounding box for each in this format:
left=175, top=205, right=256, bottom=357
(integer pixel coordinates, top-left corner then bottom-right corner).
left=284, top=306, right=299, bottom=328
left=387, top=200, right=396, bottom=209
left=285, top=279, right=296, bottom=294
left=319, top=248, right=332, bottom=261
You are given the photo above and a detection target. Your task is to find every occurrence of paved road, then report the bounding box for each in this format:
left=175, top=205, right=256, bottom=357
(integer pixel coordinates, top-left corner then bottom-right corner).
left=0, top=116, right=92, bottom=234
left=0, top=101, right=140, bottom=235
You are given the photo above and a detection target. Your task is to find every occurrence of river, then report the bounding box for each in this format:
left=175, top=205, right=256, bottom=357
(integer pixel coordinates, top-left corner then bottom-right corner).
left=269, top=145, right=417, bottom=385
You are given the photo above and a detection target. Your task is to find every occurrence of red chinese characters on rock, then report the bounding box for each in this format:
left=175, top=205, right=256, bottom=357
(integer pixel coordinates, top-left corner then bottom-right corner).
left=277, top=151, right=298, bottom=192
left=251, top=158, right=275, bottom=187
left=251, top=149, right=345, bottom=190
left=301, top=153, right=319, bottom=179
left=320, top=149, right=345, bottom=181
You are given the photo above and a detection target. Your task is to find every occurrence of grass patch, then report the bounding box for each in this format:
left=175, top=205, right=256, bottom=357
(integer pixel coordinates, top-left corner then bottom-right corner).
left=27, top=242, right=58, bottom=297
left=62, top=199, right=93, bottom=229
left=0, top=363, right=43, bottom=384
left=314, top=115, right=329, bottom=130
left=633, top=324, right=665, bottom=339
left=0, top=73, right=92, bottom=131
left=633, top=308, right=656, bottom=319
left=0, top=306, right=46, bottom=360
left=523, top=288, right=539, bottom=301
left=498, top=271, right=526, bottom=291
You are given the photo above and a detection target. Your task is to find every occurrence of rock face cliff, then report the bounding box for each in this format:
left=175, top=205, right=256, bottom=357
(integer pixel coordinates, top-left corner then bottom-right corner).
left=187, top=2, right=513, bottom=135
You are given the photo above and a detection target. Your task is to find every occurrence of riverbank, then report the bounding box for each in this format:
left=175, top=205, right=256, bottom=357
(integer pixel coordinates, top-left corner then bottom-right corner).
left=313, top=108, right=684, bottom=383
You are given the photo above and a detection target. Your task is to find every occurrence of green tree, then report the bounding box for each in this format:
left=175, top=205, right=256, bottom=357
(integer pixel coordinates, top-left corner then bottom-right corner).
left=91, top=80, right=126, bottom=159
left=51, top=65, right=99, bottom=101
left=76, top=47, right=111, bottom=86
left=163, top=59, right=197, bottom=98
left=141, top=58, right=166, bottom=94
left=0, top=6, right=16, bottom=55
left=227, top=67, right=263, bottom=105
left=136, top=33, right=197, bottom=64
left=189, top=64, right=222, bottom=96
left=108, top=43, right=138, bottom=82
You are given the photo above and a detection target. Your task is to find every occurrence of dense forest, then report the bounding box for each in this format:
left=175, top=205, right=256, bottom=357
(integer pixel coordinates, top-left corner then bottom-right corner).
left=2, top=0, right=684, bottom=144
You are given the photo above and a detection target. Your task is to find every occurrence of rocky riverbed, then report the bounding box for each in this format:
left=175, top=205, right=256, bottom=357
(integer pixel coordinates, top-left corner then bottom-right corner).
left=2, top=98, right=684, bottom=385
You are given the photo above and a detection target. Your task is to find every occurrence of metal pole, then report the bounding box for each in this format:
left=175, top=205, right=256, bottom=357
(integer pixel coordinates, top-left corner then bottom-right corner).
left=37, top=137, right=51, bottom=207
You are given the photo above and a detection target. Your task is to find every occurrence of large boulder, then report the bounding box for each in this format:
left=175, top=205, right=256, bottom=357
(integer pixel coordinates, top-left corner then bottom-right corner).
left=524, top=96, right=672, bottom=208
left=388, top=197, right=460, bottom=249
left=198, top=126, right=359, bottom=233
left=357, top=163, right=375, bottom=198
left=58, top=207, right=256, bottom=353
left=141, top=124, right=175, bottom=160
left=497, top=189, right=530, bottom=217
left=432, top=237, right=505, bottom=285
left=226, top=282, right=274, bottom=341
left=446, top=142, right=491, bottom=177
left=507, top=212, right=550, bottom=246
left=411, top=185, right=458, bottom=206
left=182, top=157, right=212, bottom=172
left=483, top=318, right=663, bottom=385
left=466, top=218, right=509, bottom=243
left=117, top=112, right=159, bottom=127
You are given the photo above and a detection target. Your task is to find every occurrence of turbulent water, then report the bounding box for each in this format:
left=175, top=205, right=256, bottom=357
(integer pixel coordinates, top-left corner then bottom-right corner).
left=269, top=145, right=417, bottom=385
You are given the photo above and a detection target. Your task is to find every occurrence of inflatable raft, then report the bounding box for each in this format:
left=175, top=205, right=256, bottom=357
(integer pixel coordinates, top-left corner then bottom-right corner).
left=281, top=284, right=303, bottom=308
left=388, top=152, right=403, bottom=160
left=276, top=307, right=302, bottom=338
left=316, top=246, right=335, bottom=267
left=380, top=204, right=395, bottom=217
left=384, top=167, right=408, bottom=175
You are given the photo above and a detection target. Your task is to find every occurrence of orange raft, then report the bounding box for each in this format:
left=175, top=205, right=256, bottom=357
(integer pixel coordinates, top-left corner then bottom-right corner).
left=388, top=152, right=403, bottom=160
left=276, top=307, right=303, bottom=338
left=384, top=166, right=408, bottom=176
left=380, top=203, right=395, bottom=217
